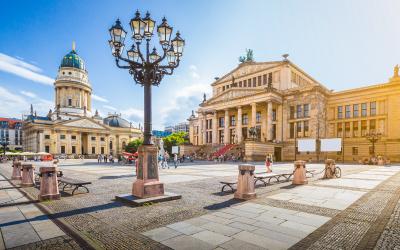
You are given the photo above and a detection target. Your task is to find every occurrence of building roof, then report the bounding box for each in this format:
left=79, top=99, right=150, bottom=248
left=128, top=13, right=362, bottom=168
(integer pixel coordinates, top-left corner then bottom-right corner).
left=103, top=115, right=131, bottom=128
left=0, top=117, right=22, bottom=129
left=60, top=49, right=86, bottom=71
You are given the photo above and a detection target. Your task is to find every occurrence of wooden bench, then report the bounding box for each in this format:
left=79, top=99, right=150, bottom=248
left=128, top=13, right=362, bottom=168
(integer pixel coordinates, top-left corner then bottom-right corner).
left=254, top=173, right=281, bottom=186
left=35, top=170, right=63, bottom=183
left=220, top=181, right=237, bottom=193
left=58, top=177, right=91, bottom=195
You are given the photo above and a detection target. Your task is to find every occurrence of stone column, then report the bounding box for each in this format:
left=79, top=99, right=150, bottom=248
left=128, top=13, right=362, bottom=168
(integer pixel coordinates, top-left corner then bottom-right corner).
left=251, top=103, right=257, bottom=128
left=236, top=107, right=243, bottom=143
left=38, top=131, right=44, bottom=153
left=202, top=116, right=207, bottom=144
left=358, top=120, right=362, bottom=137
left=212, top=112, right=218, bottom=144
left=198, top=115, right=203, bottom=145
left=224, top=109, right=230, bottom=144
left=267, top=101, right=273, bottom=141
left=277, top=104, right=283, bottom=141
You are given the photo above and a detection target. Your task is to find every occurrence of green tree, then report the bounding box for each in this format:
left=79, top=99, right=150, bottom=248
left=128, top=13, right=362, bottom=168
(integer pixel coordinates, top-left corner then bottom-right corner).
left=124, top=138, right=143, bottom=153
left=163, top=132, right=188, bottom=153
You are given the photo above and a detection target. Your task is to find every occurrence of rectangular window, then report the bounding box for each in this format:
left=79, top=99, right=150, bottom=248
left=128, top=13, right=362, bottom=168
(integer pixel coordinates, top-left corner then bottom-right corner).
left=60, top=134, right=66, bottom=140
left=244, top=80, right=247, bottom=87
left=297, top=122, right=302, bottom=137
left=253, top=77, right=257, bottom=87
left=353, top=104, right=359, bottom=117
left=239, top=81, right=242, bottom=87
left=101, top=147, right=104, bottom=154
left=91, top=136, right=96, bottom=141
left=337, top=106, right=343, bottom=119
left=222, top=86, right=225, bottom=91
left=272, top=124, right=276, bottom=140
left=353, top=121, right=359, bottom=137
left=100, top=137, right=105, bottom=141
left=256, top=112, right=261, bottom=123
left=71, top=135, right=76, bottom=140
left=361, top=120, right=367, bottom=136
left=45, top=134, right=50, bottom=139
left=219, top=130, right=224, bottom=144
left=272, top=109, right=277, bottom=121
left=290, top=123, right=294, bottom=138
left=303, top=104, right=309, bottom=117
left=263, top=74, right=267, bottom=85
left=230, top=116, right=236, bottom=126
left=352, top=147, right=358, bottom=155
left=219, top=117, right=224, bottom=128
left=370, top=119, right=376, bottom=131
left=61, top=146, right=65, bottom=154
left=370, top=102, right=376, bottom=116
left=248, top=78, right=251, bottom=87
left=242, top=114, right=248, bottom=125
left=297, top=105, right=302, bottom=118
left=45, top=145, right=50, bottom=153
left=361, top=103, right=367, bottom=117
left=345, top=122, right=350, bottom=137
left=304, top=121, right=309, bottom=137
left=92, top=147, right=96, bottom=154
left=258, top=76, right=262, bottom=86
left=72, top=146, right=76, bottom=154
left=345, top=105, right=351, bottom=118
left=268, top=73, right=273, bottom=84
left=337, top=123, right=343, bottom=137
left=68, top=99, right=72, bottom=106
left=290, top=106, right=295, bottom=119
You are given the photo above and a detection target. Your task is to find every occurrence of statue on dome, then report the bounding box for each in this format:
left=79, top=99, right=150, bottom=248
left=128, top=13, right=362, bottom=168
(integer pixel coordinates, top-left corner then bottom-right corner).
left=394, top=64, right=399, bottom=77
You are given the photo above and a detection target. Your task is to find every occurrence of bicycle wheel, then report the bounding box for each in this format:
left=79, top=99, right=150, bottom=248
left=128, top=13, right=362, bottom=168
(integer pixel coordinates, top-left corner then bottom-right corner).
left=335, top=167, right=342, bottom=178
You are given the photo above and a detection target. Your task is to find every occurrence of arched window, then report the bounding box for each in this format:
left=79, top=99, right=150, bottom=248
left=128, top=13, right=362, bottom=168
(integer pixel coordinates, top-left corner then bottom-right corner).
left=122, top=141, right=126, bottom=149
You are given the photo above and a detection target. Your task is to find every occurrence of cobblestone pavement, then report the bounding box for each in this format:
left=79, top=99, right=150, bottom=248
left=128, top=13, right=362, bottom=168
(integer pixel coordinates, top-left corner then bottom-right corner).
left=0, top=160, right=398, bottom=249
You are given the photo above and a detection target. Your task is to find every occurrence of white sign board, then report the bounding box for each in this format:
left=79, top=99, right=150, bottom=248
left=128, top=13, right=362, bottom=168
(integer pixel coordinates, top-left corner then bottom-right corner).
left=297, top=139, right=316, bottom=152
left=172, top=146, right=179, bottom=154
left=321, top=138, right=342, bottom=152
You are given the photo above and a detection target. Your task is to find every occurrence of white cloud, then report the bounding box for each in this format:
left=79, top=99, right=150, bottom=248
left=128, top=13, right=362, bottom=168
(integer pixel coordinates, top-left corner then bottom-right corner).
left=0, top=86, right=53, bottom=118
left=103, top=105, right=117, bottom=111
left=120, top=107, right=144, bottom=124
left=189, top=65, right=200, bottom=79
left=0, top=53, right=54, bottom=85
left=20, top=90, right=37, bottom=98
left=92, top=94, right=109, bottom=103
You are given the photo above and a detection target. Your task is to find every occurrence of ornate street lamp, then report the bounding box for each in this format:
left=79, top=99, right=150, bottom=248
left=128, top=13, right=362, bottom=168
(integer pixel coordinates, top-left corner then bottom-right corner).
left=365, top=131, right=382, bottom=157
left=108, top=10, right=184, bottom=200
left=0, top=138, right=9, bottom=158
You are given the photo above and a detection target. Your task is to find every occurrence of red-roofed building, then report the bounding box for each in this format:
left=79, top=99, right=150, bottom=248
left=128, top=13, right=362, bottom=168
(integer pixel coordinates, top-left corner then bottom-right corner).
left=0, top=117, right=23, bottom=150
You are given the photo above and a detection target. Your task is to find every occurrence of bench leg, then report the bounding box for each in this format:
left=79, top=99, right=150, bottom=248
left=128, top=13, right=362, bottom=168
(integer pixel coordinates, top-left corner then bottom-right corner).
left=228, top=185, right=235, bottom=193
left=221, top=185, right=227, bottom=193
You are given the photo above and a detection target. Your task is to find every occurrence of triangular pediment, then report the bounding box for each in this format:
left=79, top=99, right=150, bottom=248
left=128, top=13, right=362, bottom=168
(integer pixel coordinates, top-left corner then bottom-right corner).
left=212, top=61, right=282, bottom=86
left=58, top=118, right=107, bottom=130
left=205, top=88, right=264, bottom=105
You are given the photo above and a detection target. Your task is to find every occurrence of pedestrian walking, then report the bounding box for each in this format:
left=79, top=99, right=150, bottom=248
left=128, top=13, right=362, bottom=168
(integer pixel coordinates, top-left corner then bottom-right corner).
left=265, top=154, right=272, bottom=173
left=163, top=151, right=170, bottom=169
left=173, top=153, right=178, bottom=169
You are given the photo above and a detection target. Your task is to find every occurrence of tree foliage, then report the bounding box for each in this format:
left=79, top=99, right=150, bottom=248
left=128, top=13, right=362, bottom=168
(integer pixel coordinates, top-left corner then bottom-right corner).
left=162, top=132, right=189, bottom=153
left=124, top=138, right=143, bottom=153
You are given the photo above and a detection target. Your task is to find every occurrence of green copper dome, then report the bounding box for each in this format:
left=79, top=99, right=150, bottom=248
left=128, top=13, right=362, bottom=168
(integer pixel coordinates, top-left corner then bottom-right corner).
left=60, top=50, right=86, bottom=71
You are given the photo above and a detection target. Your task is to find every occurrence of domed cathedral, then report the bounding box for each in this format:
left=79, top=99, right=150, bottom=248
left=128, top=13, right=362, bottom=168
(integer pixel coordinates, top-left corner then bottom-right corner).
left=23, top=43, right=142, bottom=157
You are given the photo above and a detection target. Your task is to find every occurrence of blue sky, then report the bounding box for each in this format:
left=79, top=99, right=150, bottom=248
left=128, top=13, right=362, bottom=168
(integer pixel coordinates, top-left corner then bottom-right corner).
left=0, top=0, right=399, bottom=129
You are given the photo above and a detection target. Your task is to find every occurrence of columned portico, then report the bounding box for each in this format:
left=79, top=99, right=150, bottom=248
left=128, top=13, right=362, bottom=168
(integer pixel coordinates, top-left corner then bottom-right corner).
left=212, top=112, right=218, bottom=144
left=251, top=103, right=257, bottom=128
left=202, top=115, right=207, bottom=144
left=224, top=109, right=230, bottom=144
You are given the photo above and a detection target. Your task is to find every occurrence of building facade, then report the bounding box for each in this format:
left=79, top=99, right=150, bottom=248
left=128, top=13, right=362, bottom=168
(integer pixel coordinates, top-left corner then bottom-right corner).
left=188, top=57, right=400, bottom=162
left=165, top=122, right=190, bottom=133
left=23, top=45, right=142, bottom=156
left=0, top=118, right=23, bottom=151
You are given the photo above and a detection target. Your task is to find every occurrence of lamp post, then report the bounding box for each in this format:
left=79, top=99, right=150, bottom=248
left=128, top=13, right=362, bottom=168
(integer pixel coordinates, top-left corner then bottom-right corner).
left=365, top=131, right=382, bottom=157
left=108, top=11, right=184, bottom=199
left=0, top=139, right=9, bottom=158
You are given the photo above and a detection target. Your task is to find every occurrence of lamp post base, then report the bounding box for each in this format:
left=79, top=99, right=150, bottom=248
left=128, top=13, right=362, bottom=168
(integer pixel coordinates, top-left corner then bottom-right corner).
left=132, top=145, right=164, bottom=198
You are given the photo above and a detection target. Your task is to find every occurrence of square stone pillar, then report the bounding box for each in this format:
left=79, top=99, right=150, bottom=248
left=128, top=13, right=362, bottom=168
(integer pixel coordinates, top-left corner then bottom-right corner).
left=21, top=164, right=35, bottom=187
left=38, top=166, right=60, bottom=201
left=267, top=101, right=273, bottom=141
left=202, top=115, right=207, bottom=145
left=11, top=161, right=22, bottom=180
left=292, top=160, right=308, bottom=185
left=236, top=107, right=243, bottom=143
left=198, top=114, right=204, bottom=145
left=132, top=145, right=164, bottom=198
left=234, top=164, right=256, bottom=200
left=224, top=109, right=230, bottom=144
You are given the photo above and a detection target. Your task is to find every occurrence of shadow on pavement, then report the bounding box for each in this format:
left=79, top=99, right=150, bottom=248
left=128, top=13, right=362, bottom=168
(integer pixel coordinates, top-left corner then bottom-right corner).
left=204, top=198, right=243, bottom=210
left=99, top=174, right=136, bottom=180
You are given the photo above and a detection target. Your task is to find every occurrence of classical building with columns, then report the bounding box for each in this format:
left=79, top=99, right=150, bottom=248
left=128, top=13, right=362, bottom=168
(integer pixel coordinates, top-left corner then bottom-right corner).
left=188, top=57, right=400, bottom=162
left=23, top=45, right=142, bottom=156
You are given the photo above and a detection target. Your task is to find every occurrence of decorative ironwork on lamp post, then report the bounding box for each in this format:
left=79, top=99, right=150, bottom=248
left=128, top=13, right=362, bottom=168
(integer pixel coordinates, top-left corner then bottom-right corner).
left=108, top=11, right=184, bottom=145
left=365, top=131, right=382, bottom=157
left=0, top=138, right=9, bottom=158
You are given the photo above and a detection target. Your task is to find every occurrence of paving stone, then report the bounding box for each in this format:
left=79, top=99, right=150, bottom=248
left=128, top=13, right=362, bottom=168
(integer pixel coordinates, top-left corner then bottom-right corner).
left=252, top=227, right=300, bottom=246
left=161, top=235, right=214, bottom=250
left=200, top=214, right=233, bottom=225
left=280, top=220, right=317, bottom=234
left=231, top=216, right=258, bottom=225
left=232, top=230, right=288, bottom=250
left=228, top=221, right=259, bottom=232
left=223, top=208, right=259, bottom=219
left=213, top=211, right=237, bottom=219
left=192, top=230, right=231, bottom=246
left=274, top=213, right=330, bottom=227
left=167, top=221, right=192, bottom=230
left=0, top=229, right=5, bottom=250
left=253, top=221, right=309, bottom=238
left=200, top=222, right=242, bottom=236
left=2, top=224, right=40, bottom=249
left=36, top=226, right=66, bottom=240
left=254, top=214, right=286, bottom=225
left=143, top=227, right=182, bottom=242
left=170, top=225, right=205, bottom=235
left=219, top=238, right=266, bottom=250
left=185, top=217, right=209, bottom=227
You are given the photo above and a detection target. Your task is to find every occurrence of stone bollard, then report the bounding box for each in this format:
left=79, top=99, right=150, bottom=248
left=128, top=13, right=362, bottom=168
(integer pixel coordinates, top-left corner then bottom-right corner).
left=11, top=161, right=22, bottom=180
left=377, top=156, right=385, bottom=166
left=323, top=159, right=336, bottom=179
left=21, top=164, right=35, bottom=187
left=38, top=166, right=60, bottom=201
left=292, top=160, right=308, bottom=185
left=234, top=164, right=256, bottom=200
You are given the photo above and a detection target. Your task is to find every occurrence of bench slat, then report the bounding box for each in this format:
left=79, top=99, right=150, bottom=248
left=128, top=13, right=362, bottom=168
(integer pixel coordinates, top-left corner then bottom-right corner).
left=59, top=177, right=91, bottom=185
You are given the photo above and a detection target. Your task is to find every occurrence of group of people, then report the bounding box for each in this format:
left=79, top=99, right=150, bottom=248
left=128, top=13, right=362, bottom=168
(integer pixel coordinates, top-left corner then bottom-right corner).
left=97, top=154, right=114, bottom=163
left=158, top=152, right=184, bottom=169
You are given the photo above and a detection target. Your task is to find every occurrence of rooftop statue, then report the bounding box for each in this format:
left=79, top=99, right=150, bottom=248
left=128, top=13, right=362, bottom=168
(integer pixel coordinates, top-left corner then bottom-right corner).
left=394, top=64, right=399, bottom=77
left=239, top=49, right=254, bottom=63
